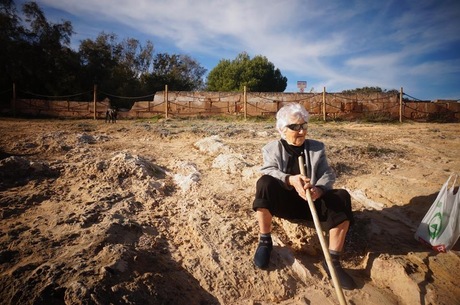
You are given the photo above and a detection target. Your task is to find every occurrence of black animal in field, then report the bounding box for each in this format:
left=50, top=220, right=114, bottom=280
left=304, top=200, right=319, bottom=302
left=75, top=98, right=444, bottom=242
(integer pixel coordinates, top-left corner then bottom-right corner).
left=105, top=108, right=117, bottom=123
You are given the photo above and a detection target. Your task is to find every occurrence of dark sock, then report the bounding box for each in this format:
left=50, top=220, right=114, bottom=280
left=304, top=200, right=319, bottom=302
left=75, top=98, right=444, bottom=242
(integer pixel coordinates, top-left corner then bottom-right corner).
left=323, top=249, right=357, bottom=290
left=260, top=233, right=271, bottom=239
left=258, top=233, right=272, bottom=249
left=329, top=249, right=341, bottom=257
left=329, top=250, right=341, bottom=266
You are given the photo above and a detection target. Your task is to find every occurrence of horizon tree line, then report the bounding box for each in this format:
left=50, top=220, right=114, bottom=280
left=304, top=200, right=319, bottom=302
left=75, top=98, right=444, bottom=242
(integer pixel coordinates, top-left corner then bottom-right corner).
left=1, top=0, right=399, bottom=109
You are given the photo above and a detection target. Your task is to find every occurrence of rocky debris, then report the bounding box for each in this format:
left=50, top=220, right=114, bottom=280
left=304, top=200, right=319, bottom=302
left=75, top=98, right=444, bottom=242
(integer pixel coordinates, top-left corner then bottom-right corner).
left=0, top=119, right=459, bottom=305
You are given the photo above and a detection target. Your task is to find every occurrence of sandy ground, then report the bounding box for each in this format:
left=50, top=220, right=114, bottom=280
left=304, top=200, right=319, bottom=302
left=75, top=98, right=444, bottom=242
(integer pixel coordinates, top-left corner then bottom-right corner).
left=0, top=117, right=459, bottom=305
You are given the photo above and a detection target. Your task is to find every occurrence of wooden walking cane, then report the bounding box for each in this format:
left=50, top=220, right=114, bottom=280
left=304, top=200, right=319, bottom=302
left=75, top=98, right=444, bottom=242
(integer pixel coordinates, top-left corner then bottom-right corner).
left=298, top=155, right=347, bottom=305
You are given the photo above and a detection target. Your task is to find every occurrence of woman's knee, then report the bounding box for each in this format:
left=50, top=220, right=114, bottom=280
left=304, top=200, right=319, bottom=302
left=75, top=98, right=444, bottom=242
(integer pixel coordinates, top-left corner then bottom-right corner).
left=335, top=189, right=351, bottom=202
left=256, top=175, right=279, bottom=190
left=327, top=189, right=352, bottom=210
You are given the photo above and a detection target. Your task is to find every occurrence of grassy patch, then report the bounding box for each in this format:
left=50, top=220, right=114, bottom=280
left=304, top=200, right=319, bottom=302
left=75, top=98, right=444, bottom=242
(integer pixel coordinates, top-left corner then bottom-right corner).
left=359, top=112, right=399, bottom=123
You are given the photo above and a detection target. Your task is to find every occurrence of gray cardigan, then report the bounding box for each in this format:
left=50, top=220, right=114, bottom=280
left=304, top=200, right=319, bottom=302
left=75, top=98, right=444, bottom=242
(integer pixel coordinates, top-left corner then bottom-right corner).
left=260, top=139, right=336, bottom=190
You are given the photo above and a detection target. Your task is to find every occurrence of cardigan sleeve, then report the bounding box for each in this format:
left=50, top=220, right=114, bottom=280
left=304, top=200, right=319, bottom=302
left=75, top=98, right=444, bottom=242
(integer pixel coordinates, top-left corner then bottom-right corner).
left=260, top=140, right=291, bottom=188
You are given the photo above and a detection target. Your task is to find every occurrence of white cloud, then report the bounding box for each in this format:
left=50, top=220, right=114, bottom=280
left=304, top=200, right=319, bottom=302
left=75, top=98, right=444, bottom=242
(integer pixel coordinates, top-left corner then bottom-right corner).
left=408, top=59, right=460, bottom=76
left=34, top=0, right=460, bottom=99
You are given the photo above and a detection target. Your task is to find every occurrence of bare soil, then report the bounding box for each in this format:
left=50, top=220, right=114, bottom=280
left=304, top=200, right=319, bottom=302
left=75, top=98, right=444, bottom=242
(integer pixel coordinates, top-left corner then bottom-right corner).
left=0, top=117, right=459, bottom=305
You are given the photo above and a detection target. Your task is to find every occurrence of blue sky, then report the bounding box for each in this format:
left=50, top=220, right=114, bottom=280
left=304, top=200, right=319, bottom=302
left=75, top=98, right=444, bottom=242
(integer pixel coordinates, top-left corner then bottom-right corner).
left=23, top=0, right=460, bottom=100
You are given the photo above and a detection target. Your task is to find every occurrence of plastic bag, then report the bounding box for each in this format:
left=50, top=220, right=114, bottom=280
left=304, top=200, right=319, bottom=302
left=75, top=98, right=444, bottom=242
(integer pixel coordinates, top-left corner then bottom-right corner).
left=414, top=174, right=460, bottom=252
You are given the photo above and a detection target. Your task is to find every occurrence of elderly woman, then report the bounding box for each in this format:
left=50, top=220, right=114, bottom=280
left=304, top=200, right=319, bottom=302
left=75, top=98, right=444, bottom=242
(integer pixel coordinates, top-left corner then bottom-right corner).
left=252, top=103, right=356, bottom=290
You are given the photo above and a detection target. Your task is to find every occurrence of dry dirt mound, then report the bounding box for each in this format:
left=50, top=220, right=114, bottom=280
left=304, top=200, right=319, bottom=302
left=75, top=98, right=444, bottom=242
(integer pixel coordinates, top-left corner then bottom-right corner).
left=0, top=118, right=459, bottom=305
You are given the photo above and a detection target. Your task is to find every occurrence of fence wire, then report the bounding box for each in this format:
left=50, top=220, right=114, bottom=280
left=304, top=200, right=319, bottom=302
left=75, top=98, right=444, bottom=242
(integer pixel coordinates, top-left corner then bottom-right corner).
left=99, top=91, right=155, bottom=100
left=19, top=90, right=92, bottom=99
left=4, top=86, right=459, bottom=122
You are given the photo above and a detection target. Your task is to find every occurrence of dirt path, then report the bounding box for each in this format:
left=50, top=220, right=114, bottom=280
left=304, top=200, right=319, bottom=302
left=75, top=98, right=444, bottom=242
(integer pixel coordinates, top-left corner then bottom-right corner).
left=0, top=118, right=459, bottom=305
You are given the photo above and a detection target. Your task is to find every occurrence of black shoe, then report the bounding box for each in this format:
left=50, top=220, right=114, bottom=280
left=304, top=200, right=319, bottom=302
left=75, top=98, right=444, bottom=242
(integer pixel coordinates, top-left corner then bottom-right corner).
left=322, top=260, right=357, bottom=290
left=253, top=237, right=273, bottom=269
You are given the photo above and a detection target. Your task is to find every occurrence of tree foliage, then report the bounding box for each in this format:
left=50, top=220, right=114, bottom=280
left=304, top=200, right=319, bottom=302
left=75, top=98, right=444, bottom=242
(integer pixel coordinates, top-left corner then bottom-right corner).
left=206, top=52, right=287, bottom=92
left=0, top=0, right=75, bottom=95
left=0, top=0, right=22, bottom=84
left=0, top=0, right=206, bottom=106
left=341, top=86, right=399, bottom=95
left=141, top=53, right=206, bottom=92
left=78, top=33, right=155, bottom=98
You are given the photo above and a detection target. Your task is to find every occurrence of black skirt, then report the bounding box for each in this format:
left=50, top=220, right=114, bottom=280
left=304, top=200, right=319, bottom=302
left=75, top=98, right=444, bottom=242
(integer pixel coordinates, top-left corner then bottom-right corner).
left=252, top=175, right=354, bottom=231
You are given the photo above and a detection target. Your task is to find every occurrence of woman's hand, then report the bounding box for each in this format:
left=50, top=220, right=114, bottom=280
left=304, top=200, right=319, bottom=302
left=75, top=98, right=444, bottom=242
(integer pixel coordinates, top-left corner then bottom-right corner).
left=288, top=174, right=309, bottom=200
left=309, top=185, right=323, bottom=201
left=288, top=175, right=323, bottom=201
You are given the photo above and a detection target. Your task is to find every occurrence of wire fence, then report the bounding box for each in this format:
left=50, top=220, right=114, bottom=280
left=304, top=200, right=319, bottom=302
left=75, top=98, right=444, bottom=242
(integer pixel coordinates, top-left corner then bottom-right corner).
left=1, top=85, right=459, bottom=122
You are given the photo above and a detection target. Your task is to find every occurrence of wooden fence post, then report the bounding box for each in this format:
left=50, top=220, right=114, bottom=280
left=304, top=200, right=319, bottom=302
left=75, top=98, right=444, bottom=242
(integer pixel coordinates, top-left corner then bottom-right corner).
left=399, top=87, right=403, bottom=123
left=164, top=85, right=168, bottom=118
left=12, top=82, right=16, bottom=117
left=322, top=87, right=326, bottom=121
left=244, top=86, right=247, bottom=120
left=93, top=84, right=97, bottom=120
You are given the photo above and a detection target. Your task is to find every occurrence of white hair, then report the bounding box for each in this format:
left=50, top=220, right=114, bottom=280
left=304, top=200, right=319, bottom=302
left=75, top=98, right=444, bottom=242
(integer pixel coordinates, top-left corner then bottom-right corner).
left=275, top=103, right=310, bottom=139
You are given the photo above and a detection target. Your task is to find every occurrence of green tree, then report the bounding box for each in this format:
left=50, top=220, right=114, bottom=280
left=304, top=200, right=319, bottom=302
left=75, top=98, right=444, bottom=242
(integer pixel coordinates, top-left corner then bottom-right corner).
left=0, top=0, right=21, bottom=89
left=79, top=33, right=118, bottom=90
left=0, top=0, right=205, bottom=108
left=141, top=53, right=207, bottom=92
left=23, top=2, right=75, bottom=94
left=111, top=37, right=154, bottom=80
left=341, top=86, right=398, bottom=94
left=79, top=33, right=156, bottom=106
left=206, top=52, right=287, bottom=92
left=0, top=0, right=78, bottom=98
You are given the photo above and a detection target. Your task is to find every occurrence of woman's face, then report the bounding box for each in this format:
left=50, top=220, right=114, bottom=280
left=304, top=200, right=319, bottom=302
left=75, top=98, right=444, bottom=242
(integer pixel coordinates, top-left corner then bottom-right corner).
left=284, top=117, right=308, bottom=146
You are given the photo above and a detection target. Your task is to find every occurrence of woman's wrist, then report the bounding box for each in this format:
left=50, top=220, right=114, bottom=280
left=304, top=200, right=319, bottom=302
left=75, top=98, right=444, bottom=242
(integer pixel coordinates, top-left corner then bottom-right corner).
left=315, top=185, right=325, bottom=197
left=285, top=175, right=291, bottom=186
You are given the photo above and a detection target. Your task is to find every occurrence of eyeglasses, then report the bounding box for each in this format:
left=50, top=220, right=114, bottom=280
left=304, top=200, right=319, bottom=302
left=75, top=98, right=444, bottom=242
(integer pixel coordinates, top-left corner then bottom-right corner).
left=286, top=122, right=308, bottom=131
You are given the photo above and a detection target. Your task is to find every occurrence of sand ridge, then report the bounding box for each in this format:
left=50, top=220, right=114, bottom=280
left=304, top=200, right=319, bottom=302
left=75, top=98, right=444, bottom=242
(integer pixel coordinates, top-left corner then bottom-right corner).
left=0, top=118, right=459, bottom=305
